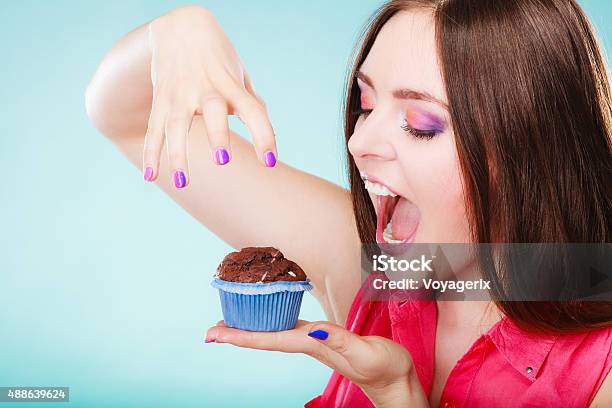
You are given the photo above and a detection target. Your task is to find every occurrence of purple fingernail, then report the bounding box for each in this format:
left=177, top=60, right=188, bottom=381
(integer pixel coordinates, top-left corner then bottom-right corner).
left=174, top=170, right=187, bottom=189
left=215, top=147, right=230, bottom=165
left=205, top=338, right=216, bottom=343
left=144, top=166, right=154, bottom=182
left=308, top=329, right=329, bottom=340
left=264, top=150, right=276, bottom=167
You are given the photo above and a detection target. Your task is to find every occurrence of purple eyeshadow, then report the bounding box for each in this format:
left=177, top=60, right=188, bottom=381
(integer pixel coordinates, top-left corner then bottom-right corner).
left=406, top=109, right=447, bottom=132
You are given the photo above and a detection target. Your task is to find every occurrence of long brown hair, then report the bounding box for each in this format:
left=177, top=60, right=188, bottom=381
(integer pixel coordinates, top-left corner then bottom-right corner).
left=344, top=0, right=612, bottom=333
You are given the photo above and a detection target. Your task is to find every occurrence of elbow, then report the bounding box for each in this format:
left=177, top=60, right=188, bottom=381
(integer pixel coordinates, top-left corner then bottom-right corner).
left=85, top=75, right=123, bottom=140
left=84, top=82, right=98, bottom=129
left=173, top=4, right=211, bottom=17
left=85, top=79, right=109, bottom=138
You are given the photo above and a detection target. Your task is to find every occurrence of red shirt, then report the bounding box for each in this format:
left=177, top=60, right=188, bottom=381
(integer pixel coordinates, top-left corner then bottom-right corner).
left=305, top=273, right=612, bottom=408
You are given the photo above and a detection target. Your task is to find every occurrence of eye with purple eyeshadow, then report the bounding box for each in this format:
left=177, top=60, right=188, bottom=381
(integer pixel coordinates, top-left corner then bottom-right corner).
left=401, top=108, right=447, bottom=140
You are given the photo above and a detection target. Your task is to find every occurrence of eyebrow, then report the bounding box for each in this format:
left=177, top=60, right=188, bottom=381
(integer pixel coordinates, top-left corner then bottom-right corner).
left=356, top=71, right=449, bottom=109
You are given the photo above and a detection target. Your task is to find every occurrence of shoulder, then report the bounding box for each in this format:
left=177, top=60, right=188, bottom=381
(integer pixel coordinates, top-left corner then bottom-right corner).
left=557, top=326, right=612, bottom=407
left=554, top=325, right=612, bottom=374
left=498, top=320, right=612, bottom=407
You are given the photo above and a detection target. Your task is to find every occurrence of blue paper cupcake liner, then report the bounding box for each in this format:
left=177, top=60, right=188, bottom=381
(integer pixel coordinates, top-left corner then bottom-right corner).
left=211, top=278, right=312, bottom=331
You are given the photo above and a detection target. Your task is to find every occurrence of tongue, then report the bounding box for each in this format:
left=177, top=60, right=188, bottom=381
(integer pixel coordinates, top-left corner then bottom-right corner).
left=391, top=198, right=420, bottom=241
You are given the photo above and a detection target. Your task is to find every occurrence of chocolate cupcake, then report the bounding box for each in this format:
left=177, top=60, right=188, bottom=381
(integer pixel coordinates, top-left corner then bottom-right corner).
left=211, top=247, right=312, bottom=331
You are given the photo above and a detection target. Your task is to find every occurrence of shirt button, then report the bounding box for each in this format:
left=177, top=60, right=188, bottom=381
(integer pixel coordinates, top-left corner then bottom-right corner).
left=526, top=366, right=534, bottom=374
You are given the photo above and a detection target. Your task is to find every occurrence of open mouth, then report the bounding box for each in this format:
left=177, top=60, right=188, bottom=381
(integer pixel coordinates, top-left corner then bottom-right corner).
left=362, top=174, right=420, bottom=251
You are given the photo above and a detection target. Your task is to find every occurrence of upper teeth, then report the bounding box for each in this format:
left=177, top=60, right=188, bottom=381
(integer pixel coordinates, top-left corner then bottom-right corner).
left=364, top=180, right=397, bottom=197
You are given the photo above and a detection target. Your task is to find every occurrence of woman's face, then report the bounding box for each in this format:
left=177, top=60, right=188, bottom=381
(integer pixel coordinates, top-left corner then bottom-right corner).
left=348, top=10, right=471, bottom=245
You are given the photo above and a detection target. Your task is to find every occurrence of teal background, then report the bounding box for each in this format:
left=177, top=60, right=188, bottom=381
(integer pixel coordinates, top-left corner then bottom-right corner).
left=0, top=1, right=610, bottom=407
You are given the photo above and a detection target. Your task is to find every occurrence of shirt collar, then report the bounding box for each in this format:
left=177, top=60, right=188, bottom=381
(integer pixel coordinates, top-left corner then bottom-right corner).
left=488, top=317, right=558, bottom=382
left=387, top=298, right=559, bottom=383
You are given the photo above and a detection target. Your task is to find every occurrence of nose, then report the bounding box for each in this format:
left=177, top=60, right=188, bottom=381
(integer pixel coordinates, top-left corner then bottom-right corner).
left=347, top=115, right=396, bottom=162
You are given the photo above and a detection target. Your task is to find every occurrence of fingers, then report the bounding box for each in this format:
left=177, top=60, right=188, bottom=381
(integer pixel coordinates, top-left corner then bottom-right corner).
left=204, top=320, right=369, bottom=379
left=142, top=93, right=167, bottom=182
left=164, top=111, right=192, bottom=189
left=204, top=321, right=416, bottom=396
left=205, top=320, right=313, bottom=352
left=142, top=89, right=193, bottom=189
left=201, top=94, right=231, bottom=165
left=220, top=74, right=277, bottom=168
left=204, top=320, right=370, bottom=361
left=243, top=70, right=265, bottom=107
left=142, top=68, right=276, bottom=187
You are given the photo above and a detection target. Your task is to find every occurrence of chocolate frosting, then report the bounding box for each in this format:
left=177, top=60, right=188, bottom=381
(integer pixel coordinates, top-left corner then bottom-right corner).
left=216, top=247, right=307, bottom=283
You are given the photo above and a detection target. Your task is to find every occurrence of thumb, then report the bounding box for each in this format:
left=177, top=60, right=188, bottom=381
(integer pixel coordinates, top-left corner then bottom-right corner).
left=306, top=322, right=371, bottom=361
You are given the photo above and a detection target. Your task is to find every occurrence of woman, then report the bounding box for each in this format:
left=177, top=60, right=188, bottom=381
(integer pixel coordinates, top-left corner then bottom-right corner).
left=85, top=0, right=612, bottom=406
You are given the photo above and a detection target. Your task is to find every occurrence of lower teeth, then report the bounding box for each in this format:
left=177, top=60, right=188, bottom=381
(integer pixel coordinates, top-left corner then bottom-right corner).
left=383, top=221, right=404, bottom=243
